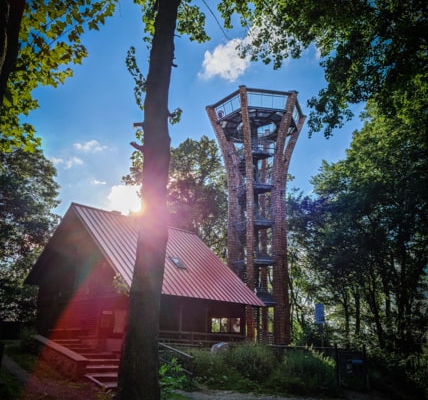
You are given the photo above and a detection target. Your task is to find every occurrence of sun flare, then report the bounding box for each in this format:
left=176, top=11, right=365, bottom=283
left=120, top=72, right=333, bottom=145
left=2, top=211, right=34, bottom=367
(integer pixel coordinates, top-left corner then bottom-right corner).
left=107, top=185, right=142, bottom=215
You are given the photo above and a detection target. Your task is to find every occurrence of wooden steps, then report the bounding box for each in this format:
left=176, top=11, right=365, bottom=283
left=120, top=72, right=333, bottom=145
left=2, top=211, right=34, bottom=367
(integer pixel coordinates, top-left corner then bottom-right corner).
left=52, top=337, right=193, bottom=390
left=52, top=338, right=120, bottom=390
left=85, top=371, right=118, bottom=389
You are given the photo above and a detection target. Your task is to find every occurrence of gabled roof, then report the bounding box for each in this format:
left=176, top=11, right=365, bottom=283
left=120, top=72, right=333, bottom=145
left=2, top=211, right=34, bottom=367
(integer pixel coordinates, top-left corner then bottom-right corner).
left=29, top=203, right=264, bottom=307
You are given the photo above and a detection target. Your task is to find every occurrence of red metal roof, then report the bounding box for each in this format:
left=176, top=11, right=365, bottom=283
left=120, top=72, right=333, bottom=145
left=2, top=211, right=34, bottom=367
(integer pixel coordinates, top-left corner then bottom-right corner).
left=70, top=203, right=264, bottom=306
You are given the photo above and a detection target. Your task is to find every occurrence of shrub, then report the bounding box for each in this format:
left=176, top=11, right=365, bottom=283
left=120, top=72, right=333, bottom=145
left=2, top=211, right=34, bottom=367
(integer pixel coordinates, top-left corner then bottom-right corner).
left=0, top=367, right=23, bottom=400
left=19, top=327, right=39, bottom=355
left=159, top=358, right=189, bottom=399
left=189, top=345, right=342, bottom=397
left=265, top=348, right=340, bottom=397
left=188, top=347, right=255, bottom=391
left=369, top=349, right=427, bottom=400
left=222, top=342, right=277, bottom=383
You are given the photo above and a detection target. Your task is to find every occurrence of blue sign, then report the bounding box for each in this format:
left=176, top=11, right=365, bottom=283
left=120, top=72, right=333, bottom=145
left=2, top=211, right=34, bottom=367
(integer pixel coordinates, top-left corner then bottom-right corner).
left=315, top=303, right=325, bottom=324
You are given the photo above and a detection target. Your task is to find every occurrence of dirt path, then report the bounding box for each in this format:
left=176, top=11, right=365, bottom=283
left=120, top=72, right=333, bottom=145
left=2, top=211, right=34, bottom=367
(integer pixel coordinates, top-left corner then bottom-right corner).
left=1, top=355, right=104, bottom=400
left=176, top=388, right=388, bottom=400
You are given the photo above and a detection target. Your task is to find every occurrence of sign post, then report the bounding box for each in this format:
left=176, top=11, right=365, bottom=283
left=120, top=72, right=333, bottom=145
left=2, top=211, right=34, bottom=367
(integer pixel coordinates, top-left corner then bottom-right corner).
left=315, top=303, right=325, bottom=346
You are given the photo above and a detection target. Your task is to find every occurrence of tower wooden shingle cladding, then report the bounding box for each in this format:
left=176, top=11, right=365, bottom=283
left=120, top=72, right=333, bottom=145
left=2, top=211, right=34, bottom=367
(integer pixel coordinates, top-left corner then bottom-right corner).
left=206, top=86, right=305, bottom=344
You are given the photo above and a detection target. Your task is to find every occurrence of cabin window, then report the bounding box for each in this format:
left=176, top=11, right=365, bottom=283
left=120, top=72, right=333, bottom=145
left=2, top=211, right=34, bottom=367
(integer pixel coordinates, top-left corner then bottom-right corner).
left=211, top=317, right=241, bottom=333
left=169, top=256, right=186, bottom=269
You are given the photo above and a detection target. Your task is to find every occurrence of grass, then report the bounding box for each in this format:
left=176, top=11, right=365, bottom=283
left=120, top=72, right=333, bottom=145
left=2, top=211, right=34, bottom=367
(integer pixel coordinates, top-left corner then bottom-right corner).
left=5, top=338, right=423, bottom=400
left=187, top=343, right=343, bottom=398
left=0, top=367, right=23, bottom=400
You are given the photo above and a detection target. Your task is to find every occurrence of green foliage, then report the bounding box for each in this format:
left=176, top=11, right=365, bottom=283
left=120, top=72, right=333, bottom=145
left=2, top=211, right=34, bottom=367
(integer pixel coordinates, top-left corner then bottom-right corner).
left=5, top=340, right=38, bottom=371
left=126, top=46, right=146, bottom=111
left=265, top=349, right=339, bottom=397
left=220, top=0, right=428, bottom=137
left=159, top=358, right=188, bottom=399
left=188, top=344, right=341, bottom=397
left=168, top=136, right=227, bottom=255
left=0, top=0, right=117, bottom=152
left=95, top=389, right=116, bottom=400
left=112, top=273, right=129, bottom=297
left=0, top=267, right=38, bottom=322
left=0, top=147, right=59, bottom=321
left=188, top=347, right=255, bottom=391
left=137, top=0, right=210, bottom=44
left=287, top=101, right=428, bottom=355
left=123, top=135, right=228, bottom=258
left=222, top=343, right=277, bottom=383
left=0, top=147, right=59, bottom=259
left=369, top=348, right=428, bottom=400
left=18, top=327, right=39, bottom=356
left=292, top=323, right=331, bottom=348
left=0, top=366, right=23, bottom=400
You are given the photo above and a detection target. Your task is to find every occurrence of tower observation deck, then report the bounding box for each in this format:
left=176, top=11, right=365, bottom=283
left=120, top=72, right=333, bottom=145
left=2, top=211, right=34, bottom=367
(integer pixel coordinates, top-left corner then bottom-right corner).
left=206, top=86, right=305, bottom=344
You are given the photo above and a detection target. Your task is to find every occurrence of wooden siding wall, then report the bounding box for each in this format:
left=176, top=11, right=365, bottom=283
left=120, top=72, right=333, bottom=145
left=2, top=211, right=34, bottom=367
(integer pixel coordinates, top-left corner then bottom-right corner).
left=160, top=296, right=246, bottom=334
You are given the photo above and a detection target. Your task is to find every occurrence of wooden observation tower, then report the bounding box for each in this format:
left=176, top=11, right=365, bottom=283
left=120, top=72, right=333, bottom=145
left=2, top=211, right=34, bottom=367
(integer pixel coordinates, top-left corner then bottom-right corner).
left=206, top=86, right=305, bottom=344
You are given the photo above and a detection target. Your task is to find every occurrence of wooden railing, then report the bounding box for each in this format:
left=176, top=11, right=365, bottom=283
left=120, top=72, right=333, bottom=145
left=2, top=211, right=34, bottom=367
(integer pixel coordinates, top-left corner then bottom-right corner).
left=47, top=328, right=246, bottom=347
left=159, top=330, right=245, bottom=346
left=159, top=342, right=194, bottom=378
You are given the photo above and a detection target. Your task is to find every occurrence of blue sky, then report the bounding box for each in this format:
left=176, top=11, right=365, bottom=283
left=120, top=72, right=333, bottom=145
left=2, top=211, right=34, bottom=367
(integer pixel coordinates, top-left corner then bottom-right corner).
left=28, top=1, right=363, bottom=216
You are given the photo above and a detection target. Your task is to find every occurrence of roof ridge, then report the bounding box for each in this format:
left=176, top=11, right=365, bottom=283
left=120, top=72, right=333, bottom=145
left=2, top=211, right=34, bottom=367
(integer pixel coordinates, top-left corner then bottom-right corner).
left=70, top=202, right=199, bottom=235
left=71, top=202, right=131, bottom=218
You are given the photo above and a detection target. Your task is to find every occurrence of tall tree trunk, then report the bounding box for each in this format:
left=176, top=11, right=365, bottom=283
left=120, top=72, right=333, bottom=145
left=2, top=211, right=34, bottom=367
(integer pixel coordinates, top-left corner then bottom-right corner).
left=116, top=1, right=180, bottom=399
left=0, top=0, right=25, bottom=107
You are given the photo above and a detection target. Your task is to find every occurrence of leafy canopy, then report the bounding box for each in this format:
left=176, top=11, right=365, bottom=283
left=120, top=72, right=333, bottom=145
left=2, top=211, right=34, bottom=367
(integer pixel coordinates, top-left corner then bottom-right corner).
left=123, top=135, right=227, bottom=257
left=292, top=102, right=428, bottom=354
left=0, top=146, right=60, bottom=321
left=219, top=0, right=428, bottom=136
left=0, top=0, right=117, bottom=152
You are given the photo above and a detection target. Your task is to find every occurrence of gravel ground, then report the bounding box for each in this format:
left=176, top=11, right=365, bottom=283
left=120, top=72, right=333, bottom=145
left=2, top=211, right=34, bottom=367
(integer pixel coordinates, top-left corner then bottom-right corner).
left=2, top=354, right=388, bottom=400
left=175, top=388, right=388, bottom=400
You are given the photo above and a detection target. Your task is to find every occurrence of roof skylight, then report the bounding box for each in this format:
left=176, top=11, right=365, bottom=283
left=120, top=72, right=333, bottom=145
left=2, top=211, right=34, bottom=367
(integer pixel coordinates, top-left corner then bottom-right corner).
left=169, top=256, right=186, bottom=269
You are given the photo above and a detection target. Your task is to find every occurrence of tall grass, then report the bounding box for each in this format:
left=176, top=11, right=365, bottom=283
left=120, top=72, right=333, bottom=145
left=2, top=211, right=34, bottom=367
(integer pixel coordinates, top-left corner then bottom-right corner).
left=265, top=348, right=339, bottom=396
left=188, top=344, right=341, bottom=397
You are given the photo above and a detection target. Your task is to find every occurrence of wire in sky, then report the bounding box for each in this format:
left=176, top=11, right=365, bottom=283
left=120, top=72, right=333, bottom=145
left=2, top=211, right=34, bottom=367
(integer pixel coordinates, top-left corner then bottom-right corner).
left=201, top=0, right=231, bottom=40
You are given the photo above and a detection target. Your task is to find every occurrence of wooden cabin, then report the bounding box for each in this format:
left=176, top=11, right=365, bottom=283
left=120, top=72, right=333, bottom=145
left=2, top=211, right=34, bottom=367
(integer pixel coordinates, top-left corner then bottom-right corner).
left=25, top=203, right=264, bottom=350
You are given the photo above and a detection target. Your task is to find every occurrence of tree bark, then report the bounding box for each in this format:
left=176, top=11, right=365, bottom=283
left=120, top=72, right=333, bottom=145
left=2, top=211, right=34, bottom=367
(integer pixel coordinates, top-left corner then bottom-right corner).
left=0, top=0, right=25, bottom=107
left=116, top=1, right=180, bottom=399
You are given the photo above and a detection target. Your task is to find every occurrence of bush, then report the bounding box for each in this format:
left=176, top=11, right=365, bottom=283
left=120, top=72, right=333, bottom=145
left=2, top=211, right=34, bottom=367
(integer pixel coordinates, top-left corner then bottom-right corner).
left=0, top=367, right=23, bottom=400
left=265, top=348, right=340, bottom=397
left=19, top=327, right=39, bottom=355
left=159, top=358, right=189, bottom=399
left=222, top=342, right=277, bottom=383
left=189, top=344, right=342, bottom=397
left=369, top=349, right=427, bottom=400
left=188, top=347, right=255, bottom=391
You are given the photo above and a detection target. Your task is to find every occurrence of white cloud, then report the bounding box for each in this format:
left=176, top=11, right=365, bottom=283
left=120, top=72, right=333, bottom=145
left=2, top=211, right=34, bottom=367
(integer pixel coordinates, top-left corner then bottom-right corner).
left=64, top=157, right=84, bottom=169
left=199, top=38, right=251, bottom=82
left=91, top=179, right=107, bottom=185
left=107, top=185, right=141, bottom=215
left=51, top=157, right=64, bottom=165
left=314, top=45, right=322, bottom=60
left=73, top=139, right=108, bottom=153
